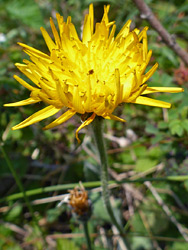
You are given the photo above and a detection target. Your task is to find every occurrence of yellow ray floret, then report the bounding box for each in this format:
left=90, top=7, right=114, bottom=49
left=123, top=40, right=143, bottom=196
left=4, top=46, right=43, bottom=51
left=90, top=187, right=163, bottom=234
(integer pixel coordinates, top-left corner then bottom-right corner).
left=12, top=106, right=60, bottom=130
left=5, top=4, right=183, bottom=142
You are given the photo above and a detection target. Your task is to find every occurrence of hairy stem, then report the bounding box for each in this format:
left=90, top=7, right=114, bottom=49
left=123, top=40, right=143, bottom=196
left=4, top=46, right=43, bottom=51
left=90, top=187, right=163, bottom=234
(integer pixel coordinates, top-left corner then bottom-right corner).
left=91, top=117, right=130, bottom=249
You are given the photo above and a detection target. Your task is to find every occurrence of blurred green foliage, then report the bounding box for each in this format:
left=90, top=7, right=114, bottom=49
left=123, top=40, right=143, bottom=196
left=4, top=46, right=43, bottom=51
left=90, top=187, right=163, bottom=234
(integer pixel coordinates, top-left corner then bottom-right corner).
left=0, top=0, right=188, bottom=249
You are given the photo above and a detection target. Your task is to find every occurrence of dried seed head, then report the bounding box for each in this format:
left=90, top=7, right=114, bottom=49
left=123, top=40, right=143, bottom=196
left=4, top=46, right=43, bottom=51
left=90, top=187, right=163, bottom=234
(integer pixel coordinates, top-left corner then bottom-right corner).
left=68, top=185, right=92, bottom=221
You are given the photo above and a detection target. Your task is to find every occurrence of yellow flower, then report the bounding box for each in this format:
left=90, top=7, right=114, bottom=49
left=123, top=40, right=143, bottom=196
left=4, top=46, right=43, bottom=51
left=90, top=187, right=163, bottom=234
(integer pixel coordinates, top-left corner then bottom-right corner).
left=5, top=4, right=183, bottom=142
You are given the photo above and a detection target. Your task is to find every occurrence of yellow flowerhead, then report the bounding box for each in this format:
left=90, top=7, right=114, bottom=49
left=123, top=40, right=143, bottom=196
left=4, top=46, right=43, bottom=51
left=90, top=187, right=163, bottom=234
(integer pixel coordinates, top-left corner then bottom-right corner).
left=5, top=4, right=183, bottom=142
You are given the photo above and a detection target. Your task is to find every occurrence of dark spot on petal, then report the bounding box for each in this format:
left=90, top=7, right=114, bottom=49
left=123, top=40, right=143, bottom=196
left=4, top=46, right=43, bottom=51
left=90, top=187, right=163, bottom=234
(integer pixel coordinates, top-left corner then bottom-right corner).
left=88, top=69, right=94, bottom=75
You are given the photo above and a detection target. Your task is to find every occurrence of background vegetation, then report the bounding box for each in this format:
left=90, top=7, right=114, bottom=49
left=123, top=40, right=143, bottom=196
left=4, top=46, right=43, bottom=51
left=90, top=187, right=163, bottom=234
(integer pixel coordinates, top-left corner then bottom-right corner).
left=0, top=0, right=188, bottom=249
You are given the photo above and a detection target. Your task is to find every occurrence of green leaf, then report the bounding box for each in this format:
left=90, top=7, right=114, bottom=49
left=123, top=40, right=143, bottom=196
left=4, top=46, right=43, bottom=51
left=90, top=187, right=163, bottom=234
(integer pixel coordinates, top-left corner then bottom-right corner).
left=57, top=238, right=79, bottom=250
left=145, top=123, right=158, bottom=134
left=135, top=158, right=158, bottom=172
left=160, top=73, right=174, bottom=86
left=92, top=193, right=111, bottom=222
left=5, top=0, right=44, bottom=29
left=151, top=133, right=164, bottom=144
left=130, top=212, right=147, bottom=234
left=180, top=107, right=188, bottom=119
left=148, top=146, right=162, bottom=159
left=46, top=208, right=62, bottom=223
left=134, top=146, right=147, bottom=158
left=169, top=119, right=184, bottom=136
left=171, top=242, right=188, bottom=250
left=160, top=47, right=179, bottom=67
left=91, top=192, right=121, bottom=225
left=5, top=204, right=22, bottom=222
left=182, top=119, right=188, bottom=133
left=131, top=237, right=152, bottom=250
left=158, top=121, right=168, bottom=129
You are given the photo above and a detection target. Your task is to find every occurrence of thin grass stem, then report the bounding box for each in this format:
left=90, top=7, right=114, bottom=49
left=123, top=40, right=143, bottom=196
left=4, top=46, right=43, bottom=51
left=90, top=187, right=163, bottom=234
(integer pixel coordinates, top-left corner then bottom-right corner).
left=1, top=176, right=187, bottom=203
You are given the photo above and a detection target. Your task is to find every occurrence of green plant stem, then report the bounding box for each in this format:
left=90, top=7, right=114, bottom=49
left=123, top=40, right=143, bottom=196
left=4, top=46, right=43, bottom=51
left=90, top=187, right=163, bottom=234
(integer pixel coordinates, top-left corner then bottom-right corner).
left=91, top=117, right=130, bottom=249
left=0, top=145, right=34, bottom=216
left=83, top=221, right=92, bottom=250
left=2, top=176, right=187, bottom=203
left=0, top=145, right=47, bottom=243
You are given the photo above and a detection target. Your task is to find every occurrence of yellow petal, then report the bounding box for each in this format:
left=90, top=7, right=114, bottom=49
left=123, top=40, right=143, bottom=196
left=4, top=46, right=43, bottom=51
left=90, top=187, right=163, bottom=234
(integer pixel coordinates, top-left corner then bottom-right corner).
left=16, top=62, right=41, bottom=88
left=82, top=4, right=94, bottom=44
left=72, top=86, right=84, bottom=114
left=56, top=80, right=69, bottom=107
left=127, top=84, right=147, bottom=102
left=122, top=73, right=135, bottom=101
left=66, top=16, right=71, bottom=24
left=106, top=21, right=115, bottom=28
left=82, top=14, right=91, bottom=44
left=43, top=109, right=76, bottom=130
left=103, top=114, right=126, bottom=122
left=102, top=5, right=110, bottom=25
left=115, top=20, right=131, bottom=42
left=14, top=75, right=37, bottom=91
left=107, top=24, right=116, bottom=46
left=4, top=98, right=40, bottom=107
left=76, top=113, right=96, bottom=143
left=138, top=26, right=149, bottom=41
left=89, top=4, right=94, bottom=34
left=40, top=27, right=56, bottom=52
left=50, top=17, right=61, bottom=48
left=18, top=42, right=49, bottom=59
left=114, top=68, right=121, bottom=105
left=12, top=105, right=60, bottom=130
left=142, top=87, right=184, bottom=95
left=83, top=74, right=92, bottom=112
left=56, top=13, right=64, bottom=38
left=69, top=23, right=80, bottom=40
left=142, top=29, right=148, bottom=61
left=142, top=63, right=158, bottom=83
left=132, top=96, right=171, bottom=108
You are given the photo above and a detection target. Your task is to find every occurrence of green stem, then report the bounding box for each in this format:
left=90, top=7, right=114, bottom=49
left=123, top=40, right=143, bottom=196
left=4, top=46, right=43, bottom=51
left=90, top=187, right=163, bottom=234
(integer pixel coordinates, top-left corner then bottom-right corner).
left=92, top=117, right=130, bottom=249
left=83, top=221, right=92, bottom=250
left=0, top=145, right=34, bottom=216
left=2, top=176, right=186, bottom=203
left=0, top=145, right=46, bottom=243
